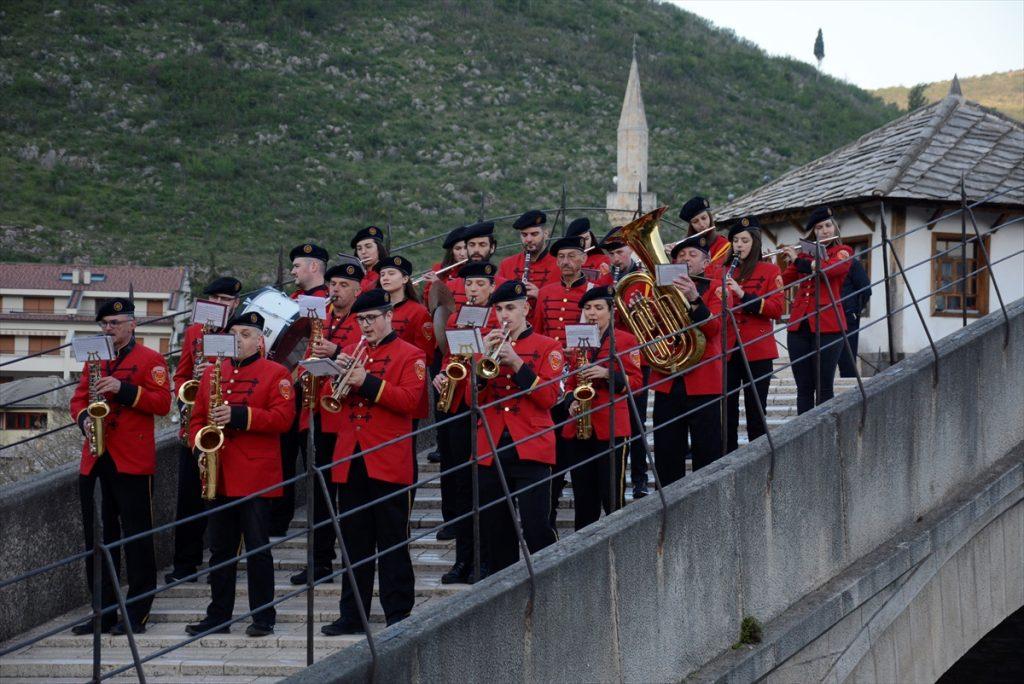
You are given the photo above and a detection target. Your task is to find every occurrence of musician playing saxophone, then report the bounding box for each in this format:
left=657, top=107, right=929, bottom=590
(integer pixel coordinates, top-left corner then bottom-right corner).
left=69, top=298, right=171, bottom=636
left=562, top=286, right=642, bottom=531
left=497, top=209, right=559, bottom=297
left=166, top=276, right=241, bottom=585
left=185, top=312, right=295, bottom=638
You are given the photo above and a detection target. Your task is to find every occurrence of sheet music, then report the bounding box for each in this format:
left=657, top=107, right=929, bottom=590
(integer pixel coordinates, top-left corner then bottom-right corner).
left=565, top=324, right=600, bottom=349
left=71, top=335, right=115, bottom=362
left=445, top=329, right=484, bottom=354
left=456, top=306, right=490, bottom=328
left=202, top=334, right=237, bottom=358
left=296, top=295, right=327, bottom=319
left=191, top=299, right=229, bottom=328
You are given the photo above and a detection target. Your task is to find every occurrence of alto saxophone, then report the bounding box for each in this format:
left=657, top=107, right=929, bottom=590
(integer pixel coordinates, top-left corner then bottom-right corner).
left=572, top=348, right=596, bottom=440
left=436, top=355, right=469, bottom=413
left=85, top=352, right=110, bottom=456
left=301, top=316, right=324, bottom=410
left=195, top=355, right=226, bottom=501
left=178, top=323, right=211, bottom=444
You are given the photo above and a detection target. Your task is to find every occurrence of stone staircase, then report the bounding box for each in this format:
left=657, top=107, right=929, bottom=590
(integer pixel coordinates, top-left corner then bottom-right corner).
left=0, top=358, right=855, bottom=682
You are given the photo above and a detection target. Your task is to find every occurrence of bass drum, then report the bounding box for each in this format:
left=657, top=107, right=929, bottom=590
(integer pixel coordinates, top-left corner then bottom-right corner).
left=241, top=287, right=308, bottom=370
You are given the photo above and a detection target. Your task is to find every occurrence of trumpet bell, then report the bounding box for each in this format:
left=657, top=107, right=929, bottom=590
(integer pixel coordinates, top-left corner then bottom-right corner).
left=476, top=358, right=500, bottom=380
left=320, top=395, right=342, bottom=413
left=87, top=401, right=110, bottom=419
left=177, top=379, right=200, bottom=405
left=195, top=425, right=224, bottom=454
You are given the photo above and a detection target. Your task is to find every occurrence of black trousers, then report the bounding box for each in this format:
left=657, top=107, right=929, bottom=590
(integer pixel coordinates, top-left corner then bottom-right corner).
left=170, top=444, right=207, bottom=575
left=78, top=454, right=156, bottom=627
left=308, top=417, right=339, bottom=570
left=480, top=431, right=556, bottom=573
left=269, top=397, right=302, bottom=535
left=628, top=368, right=651, bottom=488
left=726, top=356, right=774, bottom=453
left=206, top=496, right=276, bottom=627
left=788, top=329, right=843, bottom=414
left=337, top=456, right=415, bottom=626
left=441, top=407, right=475, bottom=566
left=651, top=380, right=722, bottom=486
left=568, top=437, right=625, bottom=531
left=838, top=314, right=862, bottom=378
left=548, top=402, right=571, bottom=528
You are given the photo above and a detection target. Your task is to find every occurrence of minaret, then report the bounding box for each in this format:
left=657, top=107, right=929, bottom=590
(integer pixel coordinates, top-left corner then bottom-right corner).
left=606, top=40, right=657, bottom=226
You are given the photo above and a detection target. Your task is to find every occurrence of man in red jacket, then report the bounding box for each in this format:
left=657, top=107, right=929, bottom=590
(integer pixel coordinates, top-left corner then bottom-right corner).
left=321, top=289, right=425, bottom=636
left=166, top=276, right=241, bottom=585
left=498, top=209, right=559, bottom=297
left=70, top=298, right=172, bottom=636
left=476, top=280, right=564, bottom=573
left=184, top=311, right=296, bottom=638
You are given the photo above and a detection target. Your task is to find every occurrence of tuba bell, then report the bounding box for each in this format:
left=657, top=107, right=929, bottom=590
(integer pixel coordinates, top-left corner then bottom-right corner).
left=613, top=207, right=706, bottom=374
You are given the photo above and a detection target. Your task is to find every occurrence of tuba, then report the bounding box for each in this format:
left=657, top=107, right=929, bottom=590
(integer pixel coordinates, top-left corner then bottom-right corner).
left=85, top=352, right=109, bottom=457
left=195, top=355, right=226, bottom=500
left=614, top=207, right=706, bottom=373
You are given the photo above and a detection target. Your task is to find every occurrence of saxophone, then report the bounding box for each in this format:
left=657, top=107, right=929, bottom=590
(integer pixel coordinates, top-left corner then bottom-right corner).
left=195, top=355, right=226, bottom=501
left=301, top=316, right=324, bottom=410
left=436, top=355, right=469, bottom=413
left=572, top=348, right=596, bottom=439
left=177, top=323, right=211, bottom=444
left=85, top=352, right=109, bottom=456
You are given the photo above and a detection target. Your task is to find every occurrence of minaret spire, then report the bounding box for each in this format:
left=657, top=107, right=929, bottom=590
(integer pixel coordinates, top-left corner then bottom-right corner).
left=607, top=44, right=657, bottom=225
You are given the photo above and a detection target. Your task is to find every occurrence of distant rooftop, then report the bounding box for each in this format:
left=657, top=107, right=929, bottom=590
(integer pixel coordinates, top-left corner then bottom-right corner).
left=0, top=376, right=73, bottom=409
left=0, top=263, right=187, bottom=295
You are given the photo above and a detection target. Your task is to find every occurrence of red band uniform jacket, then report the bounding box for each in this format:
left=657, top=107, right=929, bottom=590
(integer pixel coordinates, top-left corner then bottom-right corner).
left=422, top=265, right=469, bottom=310
left=173, top=322, right=222, bottom=440
left=497, top=251, right=559, bottom=291
left=721, top=261, right=785, bottom=362
left=561, top=329, right=642, bottom=440
left=476, top=328, right=564, bottom=465
left=330, top=333, right=427, bottom=486
left=438, top=307, right=500, bottom=414
left=71, top=338, right=173, bottom=476
left=318, top=306, right=364, bottom=434
left=390, top=298, right=433, bottom=419
left=782, top=243, right=853, bottom=334
left=188, top=354, right=296, bottom=498
left=532, top=276, right=591, bottom=348
left=708, top=234, right=731, bottom=268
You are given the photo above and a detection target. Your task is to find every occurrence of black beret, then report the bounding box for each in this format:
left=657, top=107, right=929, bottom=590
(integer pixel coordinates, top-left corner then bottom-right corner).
left=728, top=216, right=762, bottom=240
left=351, top=289, right=392, bottom=314
left=442, top=226, right=468, bottom=250
left=488, top=280, right=528, bottom=306
left=290, top=243, right=329, bottom=262
left=462, top=221, right=495, bottom=240
left=203, top=277, right=242, bottom=297
left=373, top=255, right=413, bottom=276
left=95, top=297, right=135, bottom=321
left=459, top=261, right=497, bottom=280
left=678, top=196, right=711, bottom=223
left=805, top=206, right=834, bottom=232
left=548, top=236, right=585, bottom=256
left=578, top=285, right=616, bottom=308
left=325, top=261, right=365, bottom=282
left=598, top=227, right=627, bottom=252
left=676, top=234, right=711, bottom=256
left=565, top=217, right=591, bottom=238
left=227, top=311, right=265, bottom=331
left=512, top=209, right=546, bottom=230
left=350, top=226, right=384, bottom=248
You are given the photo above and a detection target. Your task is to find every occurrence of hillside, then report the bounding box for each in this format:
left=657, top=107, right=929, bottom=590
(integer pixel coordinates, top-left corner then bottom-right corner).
left=872, top=70, right=1023, bottom=121
left=0, top=0, right=899, bottom=289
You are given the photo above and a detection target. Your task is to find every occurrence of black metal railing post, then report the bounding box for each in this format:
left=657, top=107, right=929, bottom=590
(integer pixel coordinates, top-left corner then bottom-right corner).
left=966, top=205, right=1011, bottom=348
left=91, top=492, right=102, bottom=683
left=99, top=546, right=146, bottom=683
left=960, top=175, right=969, bottom=329
left=879, top=202, right=898, bottom=366
left=469, top=357, right=482, bottom=585
left=304, top=407, right=316, bottom=667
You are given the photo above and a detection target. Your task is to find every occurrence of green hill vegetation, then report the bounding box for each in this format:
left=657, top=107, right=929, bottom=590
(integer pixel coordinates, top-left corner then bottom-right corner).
left=872, top=70, right=1023, bottom=121
left=0, top=0, right=899, bottom=289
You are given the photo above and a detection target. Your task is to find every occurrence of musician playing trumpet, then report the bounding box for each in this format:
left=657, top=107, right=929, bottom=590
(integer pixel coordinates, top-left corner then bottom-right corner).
left=562, top=286, right=642, bottom=531
left=185, top=312, right=295, bottom=638
left=322, top=289, right=426, bottom=635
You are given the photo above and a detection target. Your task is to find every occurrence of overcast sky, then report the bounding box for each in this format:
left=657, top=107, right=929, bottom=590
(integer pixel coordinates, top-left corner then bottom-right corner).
left=673, top=0, right=1024, bottom=90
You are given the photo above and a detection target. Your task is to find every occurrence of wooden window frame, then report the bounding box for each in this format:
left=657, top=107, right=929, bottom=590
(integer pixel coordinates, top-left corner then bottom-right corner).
left=4, top=412, right=48, bottom=430
left=0, top=335, right=14, bottom=355
left=930, top=232, right=990, bottom=318
left=22, top=297, right=55, bottom=314
left=27, top=336, right=60, bottom=356
left=146, top=299, right=164, bottom=317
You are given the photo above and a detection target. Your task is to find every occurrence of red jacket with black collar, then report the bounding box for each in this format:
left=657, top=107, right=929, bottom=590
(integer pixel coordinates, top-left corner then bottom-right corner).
left=782, top=243, right=854, bottom=334
left=561, top=328, right=643, bottom=440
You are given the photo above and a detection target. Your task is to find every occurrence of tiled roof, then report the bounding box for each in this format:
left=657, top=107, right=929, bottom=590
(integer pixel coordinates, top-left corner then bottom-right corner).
left=718, top=92, right=1024, bottom=222
left=0, top=376, right=73, bottom=409
left=0, top=263, right=187, bottom=294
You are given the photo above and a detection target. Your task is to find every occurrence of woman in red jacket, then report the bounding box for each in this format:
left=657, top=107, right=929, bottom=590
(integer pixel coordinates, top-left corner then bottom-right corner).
left=722, top=217, right=785, bottom=452
left=374, top=255, right=432, bottom=421
left=781, top=206, right=854, bottom=414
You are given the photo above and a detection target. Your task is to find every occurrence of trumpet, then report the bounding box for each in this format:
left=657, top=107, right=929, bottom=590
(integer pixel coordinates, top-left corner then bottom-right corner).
left=195, top=355, right=226, bottom=500
left=572, top=348, right=596, bottom=440
left=85, top=352, right=109, bottom=457
left=762, top=235, right=841, bottom=260
left=477, top=321, right=512, bottom=380
left=321, top=337, right=368, bottom=412
left=412, top=259, right=469, bottom=285
left=436, top=355, right=469, bottom=413
left=301, top=315, right=324, bottom=410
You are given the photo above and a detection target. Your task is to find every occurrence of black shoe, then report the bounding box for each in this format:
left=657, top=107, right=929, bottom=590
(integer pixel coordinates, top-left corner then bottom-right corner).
left=434, top=526, right=456, bottom=541
left=185, top=618, right=230, bottom=636
left=441, top=562, right=471, bottom=585
left=632, top=484, right=648, bottom=500
left=110, top=621, right=146, bottom=636
left=245, top=622, right=275, bottom=637
left=427, top=450, right=441, bottom=463
left=71, top=619, right=114, bottom=635
left=321, top=618, right=365, bottom=636
left=164, top=569, right=198, bottom=584
left=290, top=566, right=334, bottom=585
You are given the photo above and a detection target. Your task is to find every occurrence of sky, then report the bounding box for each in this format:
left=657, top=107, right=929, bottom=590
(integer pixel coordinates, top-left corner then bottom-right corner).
left=673, top=1, right=1024, bottom=90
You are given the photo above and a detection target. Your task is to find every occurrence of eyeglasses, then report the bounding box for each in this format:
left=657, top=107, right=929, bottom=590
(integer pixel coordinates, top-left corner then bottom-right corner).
left=355, top=313, right=384, bottom=326
left=97, top=319, right=132, bottom=329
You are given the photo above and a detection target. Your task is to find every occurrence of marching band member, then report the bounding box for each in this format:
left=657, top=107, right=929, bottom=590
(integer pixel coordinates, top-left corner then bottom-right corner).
left=184, top=312, right=296, bottom=638
left=649, top=235, right=726, bottom=485
left=722, top=217, right=784, bottom=453
left=679, top=196, right=730, bottom=267
left=475, top=281, right=563, bottom=573
left=166, top=276, right=241, bottom=585
left=288, top=243, right=329, bottom=300
left=350, top=226, right=388, bottom=291
left=375, top=255, right=434, bottom=360
left=426, top=220, right=499, bottom=309
left=290, top=261, right=365, bottom=585
left=498, top=209, right=558, bottom=297
left=563, top=285, right=642, bottom=530
left=421, top=225, right=469, bottom=307
left=70, top=298, right=171, bottom=636
left=565, top=217, right=611, bottom=280
left=433, top=261, right=499, bottom=583
left=781, top=206, right=853, bottom=414
left=321, top=289, right=425, bottom=635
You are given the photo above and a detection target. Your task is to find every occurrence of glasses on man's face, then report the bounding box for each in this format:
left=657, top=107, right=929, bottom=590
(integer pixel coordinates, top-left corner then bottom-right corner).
left=355, top=313, right=384, bottom=326
left=98, top=319, right=132, bottom=329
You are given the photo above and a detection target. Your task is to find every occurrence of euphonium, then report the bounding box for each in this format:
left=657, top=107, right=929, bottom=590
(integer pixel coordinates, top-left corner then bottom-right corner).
left=436, top=355, right=469, bottom=413
left=572, top=348, right=596, bottom=440
left=321, top=337, right=368, bottom=412
left=195, top=355, right=225, bottom=500
left=301, top=316, right=324, bottom=410
left=85, top=353, right=109, bottom=457
left=477, top=321, right=511, bottom=380
left=178, top=323, right=211, bottom=443
left=614, top=207, right=706, bottom=374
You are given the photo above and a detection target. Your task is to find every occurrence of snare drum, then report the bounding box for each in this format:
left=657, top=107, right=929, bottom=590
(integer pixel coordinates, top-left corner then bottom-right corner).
left=241, top=287, right=305, bottom=366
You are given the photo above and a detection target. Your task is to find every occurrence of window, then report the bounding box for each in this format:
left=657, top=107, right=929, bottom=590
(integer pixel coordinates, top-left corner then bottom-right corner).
left=931, top=233, right=990, bottom=317
left=22, top=297, right=54, bottom=314
left=147, top=299, right=164, bottom=317
left=0, top=336, right=14, bottom=355
left=4, top=412, right=48, bottom=430
left=159, top=337, right=170, bottom=354
left=28, top=336, right=60, bottom=356
left=843, top=235, right=873, bottom=317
